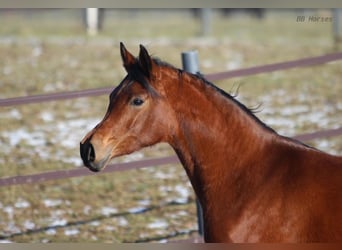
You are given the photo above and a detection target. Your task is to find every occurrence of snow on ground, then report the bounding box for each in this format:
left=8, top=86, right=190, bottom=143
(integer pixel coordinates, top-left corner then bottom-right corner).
left=64, top=228, right=80, bottom=236
left=14, top=199, right=30, bottom=209
left=1, top=88, right=341, bottom=169
left=49, top=218, right=67, bottom=227
left=0, top=114, right=100, bottom=166
left=147, top=219, right=169, bottom=229
left=0, top=87, right=341, bottom=240
left=43, top=199, right=63, bottom=208
left=100, top=207, right=118, bottom=216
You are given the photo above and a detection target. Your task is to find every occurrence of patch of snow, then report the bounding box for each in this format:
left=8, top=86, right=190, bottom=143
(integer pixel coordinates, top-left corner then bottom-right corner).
left=147, top=219, right=168, bottom=229
left=83, top=205, right=91, bottom=215
left=2, top=129, right=27, bottom=146
left=50, top=209, right=66, bottom=218
left=173, top=184, right=191, bottom=203
left=177, top=210, right=189, bottom=216
left=128, top=206, right=147, bottom=214
left=3, top=206, right=14, bottom=219
left=225, top=53, right=243, bottom=70
left=174, top=184, right=190, bottom=198
left=202, top=59, right=213, bottom=69
left=122, top=151, right=144, bottom=162
left=170, top=210, right=189, bottom=219
left=259, top=94, right=273, bottom=104
left=116, top=217, right=128, bottom=227
left=0, top=240, right=13, bottom=243
left=23, top=220, right=35, bottom=230
left=154, top=170, right=174, bottom=179
left=337, top=103, right=342, bottom=110
left=298, top=112, right=329, bottom=127
left=55, top=118, right=99, bottom=149
left=2, top=66, right=12, bottom=75
left=2, top=129, right=46, bottom=147
left=40, top=111, right=54, bottom=122
left=0, top=116, right=107, bottom=166
left=15, top=198, right=30, bottom=209
left=264, top=117, right=296, bottom=130
left=4, top=222, right=20, bottom=234
left=225, top=61, right=241, bottom=70
left=45, top=228, right=57, bottom=235
left=61, top=157, right=83, bottom=166
left=105, top=225, right=116, bottom=231
left=50, top=218, right=67, bottom=227
left=32, top=46, right=42, bottom=57
left=138, top=199, right=151, bottom=206
left=316, top=140, right=330, bottom=149
left=9, top=109, right=22, bottom=119
left=280, top=105, right=310, bottom=116
left=90, top=221, right=100, bottom=227
left=43, top=199, right=63, bottom=208
left=314, top=140, right=338, bottom=155
left=64, top=228, right=80, bottom=236
left=101, top=206, right=118, bottom=216
left=43, top=83, right=57, bottom=92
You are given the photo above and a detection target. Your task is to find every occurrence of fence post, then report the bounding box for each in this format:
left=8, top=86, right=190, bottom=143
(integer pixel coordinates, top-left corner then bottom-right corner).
left=333, top=9, right=342, bottom=46
left=181, top=50, right=204, bottom=237
left=200, top=8, right=212, bottom=36
left=84, top=8, right=104, bottom=36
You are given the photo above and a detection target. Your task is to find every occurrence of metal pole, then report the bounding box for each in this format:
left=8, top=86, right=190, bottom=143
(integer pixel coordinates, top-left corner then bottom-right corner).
left=181, top=51, right=200, bottom=74
left=200, top=8, right=212, bottom=36
left=181, top=50, right=204, bottom=237
left=333, top=9, right=342, bottom=44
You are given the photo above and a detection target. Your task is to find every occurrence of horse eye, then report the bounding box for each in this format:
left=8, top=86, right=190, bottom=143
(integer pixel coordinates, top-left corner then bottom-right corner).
left=131, top=98, right=144, bottom=106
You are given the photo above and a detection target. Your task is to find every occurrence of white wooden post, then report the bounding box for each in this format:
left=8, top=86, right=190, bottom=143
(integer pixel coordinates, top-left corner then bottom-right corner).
left=85, top=8, right=100, bottom=36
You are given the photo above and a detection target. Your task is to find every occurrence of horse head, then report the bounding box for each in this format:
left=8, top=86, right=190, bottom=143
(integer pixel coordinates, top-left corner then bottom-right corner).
left=80, top=43, right=176, bottom=172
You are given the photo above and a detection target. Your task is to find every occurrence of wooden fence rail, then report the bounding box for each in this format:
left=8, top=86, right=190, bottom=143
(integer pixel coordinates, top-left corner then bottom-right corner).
left=1, top=52, right=342, bottom=187
left=1, top=52, right=342, bottom=107
left=1, top=50, right=342, bottom=243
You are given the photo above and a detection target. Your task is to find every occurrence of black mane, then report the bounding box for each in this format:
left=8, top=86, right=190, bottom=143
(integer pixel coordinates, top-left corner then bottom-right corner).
left=126, top=59, right=159, bottom=97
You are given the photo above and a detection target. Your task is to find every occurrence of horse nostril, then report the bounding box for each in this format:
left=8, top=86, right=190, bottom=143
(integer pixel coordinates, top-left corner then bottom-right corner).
left=87, top=143, right=95, bottom=162
left=80, top=140, right=96, bottom=166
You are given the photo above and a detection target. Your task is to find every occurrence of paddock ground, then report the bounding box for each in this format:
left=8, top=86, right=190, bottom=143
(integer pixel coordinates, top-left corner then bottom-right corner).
left=0, top=9, right=341, bottom=242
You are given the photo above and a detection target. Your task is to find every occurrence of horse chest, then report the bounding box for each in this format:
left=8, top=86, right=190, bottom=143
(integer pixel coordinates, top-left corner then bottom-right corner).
left=227, top=207, right=297, bottom=242
left=203, top=193, right=300, bottom=242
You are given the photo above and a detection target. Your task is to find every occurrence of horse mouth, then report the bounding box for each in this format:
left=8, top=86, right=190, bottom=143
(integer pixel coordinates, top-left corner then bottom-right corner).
left=85, top=155, right=111, bottom=172
left=87, top=163, right=102, bottom=173
left=80, top=141, right=111, bottom=172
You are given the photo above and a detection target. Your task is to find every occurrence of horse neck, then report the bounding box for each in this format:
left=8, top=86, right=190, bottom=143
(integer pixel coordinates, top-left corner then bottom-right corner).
left=165, top=72, right=274, bottom=211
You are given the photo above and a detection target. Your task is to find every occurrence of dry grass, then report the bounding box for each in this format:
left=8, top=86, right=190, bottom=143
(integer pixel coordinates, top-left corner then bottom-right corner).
left=0, top=9, right=341, bottom=242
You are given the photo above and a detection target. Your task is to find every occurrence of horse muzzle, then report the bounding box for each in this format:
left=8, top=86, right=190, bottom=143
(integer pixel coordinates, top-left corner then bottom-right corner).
left=80, top=139, right=103, bottom=172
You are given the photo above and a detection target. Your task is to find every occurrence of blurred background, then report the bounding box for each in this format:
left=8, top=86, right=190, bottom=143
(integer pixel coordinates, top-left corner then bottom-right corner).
left=0, top=8, right=341, bottom=242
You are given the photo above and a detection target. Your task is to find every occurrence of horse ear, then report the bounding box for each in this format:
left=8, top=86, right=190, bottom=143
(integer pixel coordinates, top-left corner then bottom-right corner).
left=120, top=42, right=136, bottom=71
left=138, top=44, right=153, bottom=78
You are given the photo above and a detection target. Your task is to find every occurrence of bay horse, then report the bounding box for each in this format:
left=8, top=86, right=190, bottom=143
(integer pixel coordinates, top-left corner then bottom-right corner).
left=80, top=43, right=342, bottom=242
